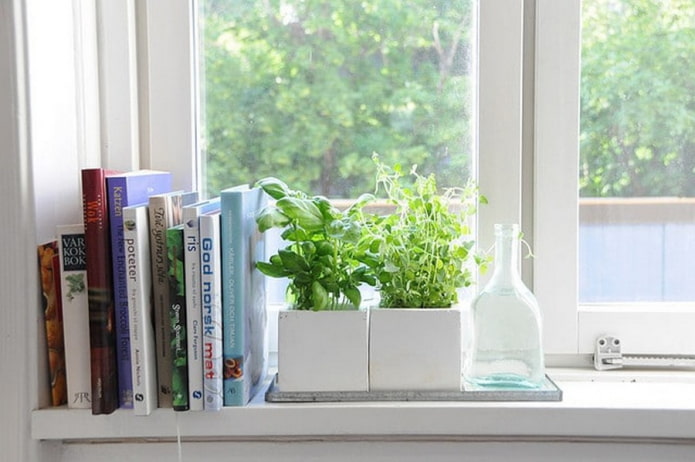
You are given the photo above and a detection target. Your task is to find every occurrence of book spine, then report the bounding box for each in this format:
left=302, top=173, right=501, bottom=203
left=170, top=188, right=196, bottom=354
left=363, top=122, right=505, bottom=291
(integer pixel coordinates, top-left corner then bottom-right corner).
left=220, top=187, right=268, bottom=406
left=37, top=241, right=67, bottom=407
left=106, top=176, right=134, bottom=408
left=167, top=225, right=189, bottom=411
left=123, top=206, right=157, bottom=415
left=148, top=191, right=198, bottom=408
left=81, top=168, right=119, bottom=414
left=199, top=213, right=223, bottom=411
left=183, top=211, right=203, bottom=411
left=57, top=226, right=91, bottom=409
left=148, top=195, right=175, bottom=408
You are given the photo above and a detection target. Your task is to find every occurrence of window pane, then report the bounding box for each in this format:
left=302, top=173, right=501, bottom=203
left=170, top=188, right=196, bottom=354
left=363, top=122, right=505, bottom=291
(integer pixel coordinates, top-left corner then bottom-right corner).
left=198, top=0, right=476, bottom=198
left=579, top=0, right=695, bottom=302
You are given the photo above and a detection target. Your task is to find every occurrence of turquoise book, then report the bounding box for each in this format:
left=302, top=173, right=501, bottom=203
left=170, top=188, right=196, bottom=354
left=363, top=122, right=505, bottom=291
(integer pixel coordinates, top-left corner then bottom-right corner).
left=219, top=185, right=268, bottom=406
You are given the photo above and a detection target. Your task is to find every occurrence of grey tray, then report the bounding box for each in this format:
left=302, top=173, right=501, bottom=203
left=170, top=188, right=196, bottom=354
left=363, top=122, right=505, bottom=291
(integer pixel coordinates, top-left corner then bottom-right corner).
left=265, top=374, right=562, bottom=403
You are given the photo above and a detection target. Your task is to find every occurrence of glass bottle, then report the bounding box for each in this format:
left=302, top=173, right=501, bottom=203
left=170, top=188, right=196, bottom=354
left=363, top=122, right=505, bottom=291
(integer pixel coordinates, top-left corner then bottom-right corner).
left=464, top=223, right=545, bottom=388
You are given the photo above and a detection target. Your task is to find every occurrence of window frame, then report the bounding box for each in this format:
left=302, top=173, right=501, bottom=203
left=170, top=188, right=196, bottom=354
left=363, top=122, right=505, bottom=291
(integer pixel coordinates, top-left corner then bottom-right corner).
left=533, top=0, right=695, bottom=356
left=137, top=0, right=695, bottom=358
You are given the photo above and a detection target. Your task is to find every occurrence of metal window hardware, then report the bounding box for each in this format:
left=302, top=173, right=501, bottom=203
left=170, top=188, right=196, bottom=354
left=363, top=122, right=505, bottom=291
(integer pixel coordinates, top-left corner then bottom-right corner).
left=593, top=335, right=695, bottom=371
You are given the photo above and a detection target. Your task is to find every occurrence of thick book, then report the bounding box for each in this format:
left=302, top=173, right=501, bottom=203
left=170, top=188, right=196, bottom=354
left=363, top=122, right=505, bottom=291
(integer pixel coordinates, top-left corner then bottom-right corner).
left=199, top=211, right=223, bottom=411
left=37, top=240, right=67, bottom=407
left=220, top=185, right=268, bottom=406
left=167, top=224, right=189, bottom=411
left=123, top=204, right=157, bottom=415
left=81, top=168, right=120, bottom=415
left=148, top=190, right=198, bottom=407
left=106, top=170, right=172, bottom=408
left=182, top=198, right=221, bottom=411
left=56, top=225, right=91, bottom=409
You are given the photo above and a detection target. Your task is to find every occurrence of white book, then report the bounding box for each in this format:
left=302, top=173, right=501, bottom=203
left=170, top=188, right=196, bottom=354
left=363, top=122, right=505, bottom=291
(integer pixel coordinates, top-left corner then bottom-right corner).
left=56, top=224, right=91, bottom=409
left=199, top=211, right=224, bottom=411
left=123, top=204, right=157, bottom=415
left=182, top=198, right=220, bottom=411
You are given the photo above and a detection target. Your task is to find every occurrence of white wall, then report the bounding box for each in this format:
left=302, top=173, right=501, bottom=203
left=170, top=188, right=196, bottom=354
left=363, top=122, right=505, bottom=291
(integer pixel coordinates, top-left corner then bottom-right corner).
left=57, top=440, right=695, bottom=461
left=0, top=0, right=63, bottom=460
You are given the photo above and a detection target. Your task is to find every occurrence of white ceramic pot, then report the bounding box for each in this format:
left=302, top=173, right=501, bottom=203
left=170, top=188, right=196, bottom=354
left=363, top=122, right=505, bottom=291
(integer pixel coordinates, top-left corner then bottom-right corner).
left=369, top=306, right=463, bottom=391
left=277, top=309, right=369, bottom=392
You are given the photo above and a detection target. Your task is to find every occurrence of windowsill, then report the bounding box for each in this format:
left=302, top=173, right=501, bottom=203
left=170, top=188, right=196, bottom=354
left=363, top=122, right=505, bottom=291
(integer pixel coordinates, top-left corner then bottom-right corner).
left=31, top=367, right=695, bottom=443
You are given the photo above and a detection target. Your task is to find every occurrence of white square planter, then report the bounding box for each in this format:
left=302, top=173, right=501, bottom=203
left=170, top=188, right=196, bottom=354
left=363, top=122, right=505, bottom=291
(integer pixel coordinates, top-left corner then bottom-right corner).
left=277, top=309, right=369, bottom=392
left=369, top=307, right=462, bottom=391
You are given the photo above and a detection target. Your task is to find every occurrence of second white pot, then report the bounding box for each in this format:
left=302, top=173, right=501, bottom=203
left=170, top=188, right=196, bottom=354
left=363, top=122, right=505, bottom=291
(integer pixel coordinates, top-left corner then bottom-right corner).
left=369, top=307, right=463, bottom=391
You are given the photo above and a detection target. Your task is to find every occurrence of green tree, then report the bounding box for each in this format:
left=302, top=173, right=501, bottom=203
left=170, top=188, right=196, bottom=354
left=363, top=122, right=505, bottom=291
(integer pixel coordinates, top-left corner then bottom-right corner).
left=581, top=0, right=695, bottom=197
left=201, top=0, right=474, bottom=197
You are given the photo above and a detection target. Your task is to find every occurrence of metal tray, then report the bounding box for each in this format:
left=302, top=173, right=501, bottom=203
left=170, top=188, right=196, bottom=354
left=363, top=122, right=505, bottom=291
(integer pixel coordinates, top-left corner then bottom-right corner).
left=265, top=374, right=562, bottom=403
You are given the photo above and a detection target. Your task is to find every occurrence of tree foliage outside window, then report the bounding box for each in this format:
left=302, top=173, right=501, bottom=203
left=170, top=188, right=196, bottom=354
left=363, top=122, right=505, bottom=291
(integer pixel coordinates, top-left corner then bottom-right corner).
left=581, top=0, right=695, bottom=197
left=200, top=0, right=474, bottom=198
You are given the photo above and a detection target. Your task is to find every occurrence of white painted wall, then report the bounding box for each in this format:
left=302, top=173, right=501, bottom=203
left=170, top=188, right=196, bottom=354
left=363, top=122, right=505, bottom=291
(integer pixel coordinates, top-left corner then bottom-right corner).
left=59, top=441, right=695, bottom=462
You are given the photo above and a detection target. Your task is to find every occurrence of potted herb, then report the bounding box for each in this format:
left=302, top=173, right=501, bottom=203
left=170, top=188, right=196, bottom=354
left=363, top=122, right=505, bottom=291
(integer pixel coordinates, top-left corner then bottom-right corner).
left=363, top=155, right=487, bottom=391
left=255, top=177, right=376, bottom=392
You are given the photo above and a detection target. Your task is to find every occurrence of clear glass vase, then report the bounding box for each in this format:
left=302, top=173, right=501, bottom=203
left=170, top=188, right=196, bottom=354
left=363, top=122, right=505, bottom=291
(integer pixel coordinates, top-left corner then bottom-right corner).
left=464, top=223, right=545, bottom=389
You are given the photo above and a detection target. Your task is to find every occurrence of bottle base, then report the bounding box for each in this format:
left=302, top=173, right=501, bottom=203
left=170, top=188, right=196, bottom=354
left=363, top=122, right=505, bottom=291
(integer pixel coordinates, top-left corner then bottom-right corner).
left=465, top=373, right=543, bottom=390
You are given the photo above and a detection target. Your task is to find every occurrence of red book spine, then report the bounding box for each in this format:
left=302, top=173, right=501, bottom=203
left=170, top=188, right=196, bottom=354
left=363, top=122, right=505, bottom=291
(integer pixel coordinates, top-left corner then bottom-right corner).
left=81, top=168, right=120, bottom=414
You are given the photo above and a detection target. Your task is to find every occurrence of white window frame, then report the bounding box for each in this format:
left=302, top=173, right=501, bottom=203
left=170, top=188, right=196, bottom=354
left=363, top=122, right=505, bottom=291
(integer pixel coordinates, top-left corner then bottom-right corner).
left=132, top=0, right=695, bottom=358
left=533, top=0, right=695, bottom=357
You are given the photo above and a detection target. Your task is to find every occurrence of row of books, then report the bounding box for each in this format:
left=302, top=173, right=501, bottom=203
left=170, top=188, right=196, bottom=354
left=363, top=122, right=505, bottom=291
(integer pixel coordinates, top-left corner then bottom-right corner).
left=37, top=168, right=268, bottom=415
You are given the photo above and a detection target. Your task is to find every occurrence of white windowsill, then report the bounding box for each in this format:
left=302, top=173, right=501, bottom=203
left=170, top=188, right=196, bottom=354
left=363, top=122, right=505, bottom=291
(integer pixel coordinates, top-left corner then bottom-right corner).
left=31, top=367, right=695, bottom=443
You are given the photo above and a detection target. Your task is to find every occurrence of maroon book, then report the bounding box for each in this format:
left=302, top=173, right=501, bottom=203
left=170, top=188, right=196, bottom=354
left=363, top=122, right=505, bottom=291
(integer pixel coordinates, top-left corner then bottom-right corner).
left=81, top=168, right=121, bottom=414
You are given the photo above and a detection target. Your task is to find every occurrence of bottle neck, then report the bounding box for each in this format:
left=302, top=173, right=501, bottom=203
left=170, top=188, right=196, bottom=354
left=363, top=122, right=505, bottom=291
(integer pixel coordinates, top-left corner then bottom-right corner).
left=489, top=225, right=522, bottom=287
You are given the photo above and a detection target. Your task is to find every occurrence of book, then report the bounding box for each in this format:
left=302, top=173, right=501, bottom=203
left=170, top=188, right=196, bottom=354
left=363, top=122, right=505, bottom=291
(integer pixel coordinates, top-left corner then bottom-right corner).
left=56, top=225, right=91, bottom=409
left=167, top=223, right=189, bottom=411
left=106, top=170, right=172, bottom=408
left=81, top=168, right=120, bottom=414
left=37, top=240, right=67, bottom=407
left=182, top=198, right=221, bottom=411
left=199, top=211, right=223, bottom=411
left=220, top=185, right=269, bottom=406
left=148, top=190, right=198, bottom=407
left=123, top=204, right=157, bottom=415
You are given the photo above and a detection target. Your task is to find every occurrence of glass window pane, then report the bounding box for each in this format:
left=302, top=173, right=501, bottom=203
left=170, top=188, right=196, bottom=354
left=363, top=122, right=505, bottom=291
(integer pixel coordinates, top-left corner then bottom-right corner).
left=198, top=0, right=476, bottom=198
left=579, top=0, right=695, bottom=302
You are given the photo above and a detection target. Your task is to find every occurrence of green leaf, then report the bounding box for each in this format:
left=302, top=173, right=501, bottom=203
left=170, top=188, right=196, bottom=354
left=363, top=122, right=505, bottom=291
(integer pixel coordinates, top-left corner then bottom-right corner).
left=255, top=177, right=290, bottom=200
left=276, top=197, right=324, bottom=231
left=343, top=286, right=362, bottom=308
left=278, top=249, right=310, bottom=272
left=256, top=261, right=288, bottom=278
left=256, top=207, right=290, bottom=232
left=311, top=281, right=329, bottom=311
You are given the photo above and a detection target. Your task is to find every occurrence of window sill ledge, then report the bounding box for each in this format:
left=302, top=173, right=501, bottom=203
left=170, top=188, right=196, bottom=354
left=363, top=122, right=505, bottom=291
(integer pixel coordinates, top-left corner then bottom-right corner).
left=31, top=368, right=695, bottom=442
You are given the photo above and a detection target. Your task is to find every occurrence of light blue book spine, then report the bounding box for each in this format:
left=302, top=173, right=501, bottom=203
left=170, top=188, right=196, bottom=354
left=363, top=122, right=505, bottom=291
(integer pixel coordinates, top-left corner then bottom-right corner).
left=220, top=186, right=268, bottom=406
left=199, top=211, right=223, bottom=411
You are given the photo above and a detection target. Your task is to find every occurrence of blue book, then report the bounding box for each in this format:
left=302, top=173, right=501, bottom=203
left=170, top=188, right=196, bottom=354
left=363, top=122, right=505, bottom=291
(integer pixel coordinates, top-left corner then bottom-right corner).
left=106, top=170, right=172, bottom=408
left=199, top=211, right=223, bottom=411
left=181, top=198, right=221, bottom=411
left=220, top=185, right=268, bottom=406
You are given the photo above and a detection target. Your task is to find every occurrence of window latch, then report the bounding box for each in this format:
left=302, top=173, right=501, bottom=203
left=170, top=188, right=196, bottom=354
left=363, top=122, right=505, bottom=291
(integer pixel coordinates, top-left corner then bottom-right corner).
left=593, top=336, right=695, bottom=371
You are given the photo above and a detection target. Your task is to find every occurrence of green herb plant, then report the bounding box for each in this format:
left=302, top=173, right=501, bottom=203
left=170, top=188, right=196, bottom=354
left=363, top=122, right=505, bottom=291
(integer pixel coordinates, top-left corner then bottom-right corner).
left=362, top=155, right=488, bottom=308
left=255, top=177, right=377, bottom=311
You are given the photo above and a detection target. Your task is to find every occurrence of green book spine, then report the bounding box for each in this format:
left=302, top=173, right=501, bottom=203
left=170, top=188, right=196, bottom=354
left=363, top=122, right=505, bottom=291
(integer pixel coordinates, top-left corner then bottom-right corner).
left=167, top=224, right=189, bottom=411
